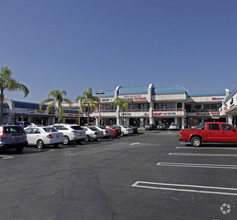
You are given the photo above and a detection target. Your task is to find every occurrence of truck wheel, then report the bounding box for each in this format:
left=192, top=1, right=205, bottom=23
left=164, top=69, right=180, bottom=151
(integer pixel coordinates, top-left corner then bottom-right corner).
left=191, top=137, right=202, bottom=147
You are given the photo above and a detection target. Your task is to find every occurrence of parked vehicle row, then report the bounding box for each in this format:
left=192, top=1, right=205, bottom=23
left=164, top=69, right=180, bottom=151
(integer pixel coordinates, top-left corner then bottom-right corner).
left=0, top=123, right=139, bottom=151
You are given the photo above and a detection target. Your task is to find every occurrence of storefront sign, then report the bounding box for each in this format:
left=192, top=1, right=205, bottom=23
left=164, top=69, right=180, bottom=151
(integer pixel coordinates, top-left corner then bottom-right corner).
left=122, top=95, right=147, bottom=102
left=121, top=112, right=149, bottom=117
left=153, top=111, right=184, bottom=117
left=101, top=98, right=114, bottom=103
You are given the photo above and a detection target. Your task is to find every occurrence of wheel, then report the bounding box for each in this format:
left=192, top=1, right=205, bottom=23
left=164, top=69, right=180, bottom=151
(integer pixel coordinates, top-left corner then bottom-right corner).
left=121, top=132, right=124, bottom=137
left=36, top=139, right=44, bottom=149
left=85, top=135, right=90, bottom=142
left=63, top=136, right=70, bottom=145
left=15, top=146, right=24, bottom=153
left=191, top=136, right=202, bottom=147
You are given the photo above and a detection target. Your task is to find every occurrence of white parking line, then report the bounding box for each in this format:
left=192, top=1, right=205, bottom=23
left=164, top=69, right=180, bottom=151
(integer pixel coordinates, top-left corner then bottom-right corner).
left=157, top=162, right=237, bottom=169
left=132, top=181, right=237, bottom=196
left=130, top=142, right=140, bottom=146
left=176, top=146, right=237, bottom=150
left=169, top=152, right=237, bottom=157
left=0, top=155, right=14, bottom=160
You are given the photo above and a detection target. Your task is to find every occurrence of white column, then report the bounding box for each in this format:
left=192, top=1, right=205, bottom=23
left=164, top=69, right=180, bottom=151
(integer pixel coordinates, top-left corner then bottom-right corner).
left=227, top=114, right=233, bottom=125
left=182, top=117, right=185, bottom=129
left=96, top=117, right=99, bottom=126
left=149, top=102, right=154, bottom=125
left=116, top=106, right=120, bottom=125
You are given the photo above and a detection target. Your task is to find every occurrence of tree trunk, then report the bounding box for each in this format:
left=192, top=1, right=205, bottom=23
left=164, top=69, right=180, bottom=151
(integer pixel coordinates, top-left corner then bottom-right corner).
left=87, top=103, right=90, bottom=125
left=0, top=89, right=4, bottom=124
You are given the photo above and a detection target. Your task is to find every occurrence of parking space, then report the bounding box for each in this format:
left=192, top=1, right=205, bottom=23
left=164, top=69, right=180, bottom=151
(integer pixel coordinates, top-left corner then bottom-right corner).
left=131, top=131, right=237, bottom=219
left=1, top=130, right=237, bottom=219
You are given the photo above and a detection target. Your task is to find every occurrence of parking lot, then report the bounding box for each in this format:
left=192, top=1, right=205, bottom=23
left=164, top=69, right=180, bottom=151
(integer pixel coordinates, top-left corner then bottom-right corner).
left=0, top=130, right=237, bottom=220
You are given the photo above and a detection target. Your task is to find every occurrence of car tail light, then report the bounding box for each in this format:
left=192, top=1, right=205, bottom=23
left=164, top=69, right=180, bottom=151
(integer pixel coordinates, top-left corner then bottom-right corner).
left=105, top=130, right=108, bottom=133
left=95, top=132, right=99, bottom=135
left=46, top=134, right=53, bottom=138
left=0, top=127, right=5, bottom=139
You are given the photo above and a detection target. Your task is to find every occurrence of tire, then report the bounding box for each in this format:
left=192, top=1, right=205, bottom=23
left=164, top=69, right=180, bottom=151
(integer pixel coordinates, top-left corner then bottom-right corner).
left=63, top=136, right=70, bottom=145
left=15, top=146, right=24, bottom=153
left=76, top=140, right=82, bottom=144
left=36, top=139, right=44, bottom=149
left=121, top=132, right=124, bottom=137
left=85, top=135, right=90, bottom=142
left=191, top=136, right=202, bottom=147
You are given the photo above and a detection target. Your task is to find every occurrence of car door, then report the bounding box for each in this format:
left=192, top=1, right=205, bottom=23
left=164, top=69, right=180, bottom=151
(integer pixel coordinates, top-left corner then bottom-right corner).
left=25, top=128, right=34, bottom=144
left=221, top=124, right=237, bottom=142
left=31, top=128, right=41, bottom=144
left=207, top=124, right=223, bottom=142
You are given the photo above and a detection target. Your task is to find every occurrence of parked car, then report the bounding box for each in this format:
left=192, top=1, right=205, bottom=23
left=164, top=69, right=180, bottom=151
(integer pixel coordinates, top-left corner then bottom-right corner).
left=119, top=125, right=133, bottom=136
left=168, top=123, right=179, bottom=130
left=106, top=125, right=120, bottom=137
left=145, top=124, right=157, bottom=130
left=157, top=124, right=166, bottom=130
left=82, top=126, right=103, bottom=142
left=51, top=124, right=86, bottom=145
left=95, top=126, right=113, bottom=138
left=180, top=122, right=237, bottom=147
left=24, top=125, right=64, bottom=149
left=0, top=125, right=27, bottom=152
left=127, top=125, right=138, bottom=134
left=16, top=121, right=31, bottom=128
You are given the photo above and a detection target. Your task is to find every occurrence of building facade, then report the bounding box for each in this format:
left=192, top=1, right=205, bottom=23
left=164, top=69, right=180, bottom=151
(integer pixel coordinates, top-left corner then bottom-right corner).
left=92, top=85, right=229, bottom=129
left=2, top=85, right=233, bottom=129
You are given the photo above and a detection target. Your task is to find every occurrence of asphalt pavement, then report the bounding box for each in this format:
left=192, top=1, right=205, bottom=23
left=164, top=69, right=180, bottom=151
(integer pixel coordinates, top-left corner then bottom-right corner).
left=0, top=130, right=237, bottom=220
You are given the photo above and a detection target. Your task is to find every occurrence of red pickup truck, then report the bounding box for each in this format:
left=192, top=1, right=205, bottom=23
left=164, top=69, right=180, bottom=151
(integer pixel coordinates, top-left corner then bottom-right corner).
left=180, top=122, right=237, bottom=147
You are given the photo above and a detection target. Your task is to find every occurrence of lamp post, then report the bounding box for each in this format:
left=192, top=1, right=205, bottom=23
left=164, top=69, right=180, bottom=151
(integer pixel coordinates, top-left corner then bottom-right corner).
left=96, top=91, right=105, bottom=126
left=78, top=99, right=81, bottom=126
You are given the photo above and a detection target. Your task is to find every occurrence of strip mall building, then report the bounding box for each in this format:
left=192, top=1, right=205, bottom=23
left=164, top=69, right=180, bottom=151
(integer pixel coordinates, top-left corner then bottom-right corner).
left=2, top=85, right=237, bottom=129
left=92, top=84, right=230, bottom=129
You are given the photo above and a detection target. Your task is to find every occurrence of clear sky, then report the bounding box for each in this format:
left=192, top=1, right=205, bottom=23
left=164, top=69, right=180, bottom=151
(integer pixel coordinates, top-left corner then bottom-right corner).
left=0, top=0, right=237, bottom=103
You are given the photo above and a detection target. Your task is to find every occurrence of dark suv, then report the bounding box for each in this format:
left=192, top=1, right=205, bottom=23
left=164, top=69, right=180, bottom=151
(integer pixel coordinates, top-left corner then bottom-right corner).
left=0, top=125, right=28, bottom=152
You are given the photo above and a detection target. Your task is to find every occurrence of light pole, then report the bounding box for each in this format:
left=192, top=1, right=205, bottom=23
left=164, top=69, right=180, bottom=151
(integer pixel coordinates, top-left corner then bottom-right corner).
left=96, top=91, right=105, bottom=126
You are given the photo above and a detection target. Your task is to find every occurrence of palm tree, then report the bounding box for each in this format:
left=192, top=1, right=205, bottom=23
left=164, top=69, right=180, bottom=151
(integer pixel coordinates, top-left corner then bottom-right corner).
left=40, top=90, right=71, bottom=123
left=0, top=66, right=29, bottom=124
left=111, top=98, right=133, bottom=125
left=76, top=88, right=99, bottom=125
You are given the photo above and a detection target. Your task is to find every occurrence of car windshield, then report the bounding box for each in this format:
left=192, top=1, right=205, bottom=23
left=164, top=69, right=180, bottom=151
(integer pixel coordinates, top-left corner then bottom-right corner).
left=5, top=126, right=25, bottom=133
left=43, top=127, right=57, bottom=132
left=54, top=126, right=68, bottom=130
left=71, top=126, right=83, bottom=130
left=99, top=126, right=106, bottom=129
left=89, top=126, right=98, bottom=131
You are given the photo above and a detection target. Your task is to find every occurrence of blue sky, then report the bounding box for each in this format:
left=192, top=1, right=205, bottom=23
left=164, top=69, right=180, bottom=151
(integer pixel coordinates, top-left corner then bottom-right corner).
left=0, top=0, right=237, bottom=102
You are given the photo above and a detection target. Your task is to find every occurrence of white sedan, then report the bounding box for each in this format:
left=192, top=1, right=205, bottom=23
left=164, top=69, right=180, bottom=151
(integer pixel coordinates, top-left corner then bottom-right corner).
left=94, top=126, right=113, bottom=138
left=168, top=123, right=180, bottom=130
left=24, top=126, right=64, bottom=148
left=119, top=125, right=133, bottom=136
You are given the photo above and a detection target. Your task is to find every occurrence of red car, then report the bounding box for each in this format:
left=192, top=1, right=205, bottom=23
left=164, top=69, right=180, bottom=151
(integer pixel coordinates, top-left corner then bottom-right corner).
left=106, top=125, right=121, bottom=137
left=180, top=122, right=237, bottom=147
